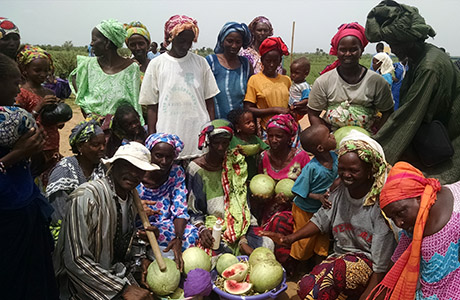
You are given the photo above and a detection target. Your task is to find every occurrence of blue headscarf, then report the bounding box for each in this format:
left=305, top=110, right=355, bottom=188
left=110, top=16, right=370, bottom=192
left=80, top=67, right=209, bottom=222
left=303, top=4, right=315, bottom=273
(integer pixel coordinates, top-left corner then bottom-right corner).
left=145, top=133, right=184, bottom=158
left=214, top=22, right=251, bottom=54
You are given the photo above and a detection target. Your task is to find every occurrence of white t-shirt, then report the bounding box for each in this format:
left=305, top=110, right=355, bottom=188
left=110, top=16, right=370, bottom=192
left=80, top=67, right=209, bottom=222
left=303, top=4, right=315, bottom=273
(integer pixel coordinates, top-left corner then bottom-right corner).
left=139, top=52, right=220, bottom=159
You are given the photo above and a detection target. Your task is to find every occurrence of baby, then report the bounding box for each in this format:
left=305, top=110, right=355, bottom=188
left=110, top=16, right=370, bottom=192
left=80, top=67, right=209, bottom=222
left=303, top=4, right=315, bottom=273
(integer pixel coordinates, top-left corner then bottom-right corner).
left=289, top=57, right=311, bottom=120
left=0, top=106, right=36, bottom=149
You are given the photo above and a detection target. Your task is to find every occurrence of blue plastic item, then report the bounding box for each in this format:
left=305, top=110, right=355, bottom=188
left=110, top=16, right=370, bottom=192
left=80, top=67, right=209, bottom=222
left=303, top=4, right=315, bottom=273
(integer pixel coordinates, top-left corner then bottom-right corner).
left=211, top=256, right=287, bottom=300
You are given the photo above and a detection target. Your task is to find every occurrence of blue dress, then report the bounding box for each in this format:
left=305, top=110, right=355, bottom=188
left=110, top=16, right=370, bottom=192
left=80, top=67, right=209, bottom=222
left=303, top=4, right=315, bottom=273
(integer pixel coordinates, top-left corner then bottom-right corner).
left=205, top=54, right=251, bottom=119
left=137, top=164, right=198, bottom=250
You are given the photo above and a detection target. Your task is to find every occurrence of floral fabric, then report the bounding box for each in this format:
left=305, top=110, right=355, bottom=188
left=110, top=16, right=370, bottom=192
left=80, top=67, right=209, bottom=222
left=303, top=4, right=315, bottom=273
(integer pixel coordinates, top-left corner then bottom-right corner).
left=137, top=164, right=198, bottom=250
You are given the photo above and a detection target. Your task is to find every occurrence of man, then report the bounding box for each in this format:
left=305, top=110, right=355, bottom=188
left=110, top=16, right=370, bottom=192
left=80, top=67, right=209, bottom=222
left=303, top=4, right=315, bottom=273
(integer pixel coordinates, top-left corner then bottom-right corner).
left=146, top=41, right=159, bottom=60
left=54, top=142, right=159, bottom=300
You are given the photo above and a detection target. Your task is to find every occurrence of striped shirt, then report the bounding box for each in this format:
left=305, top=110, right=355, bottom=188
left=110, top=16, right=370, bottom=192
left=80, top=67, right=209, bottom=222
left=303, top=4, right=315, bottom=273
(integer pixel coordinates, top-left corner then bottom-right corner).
left=53, top=177, right=135, bottom=300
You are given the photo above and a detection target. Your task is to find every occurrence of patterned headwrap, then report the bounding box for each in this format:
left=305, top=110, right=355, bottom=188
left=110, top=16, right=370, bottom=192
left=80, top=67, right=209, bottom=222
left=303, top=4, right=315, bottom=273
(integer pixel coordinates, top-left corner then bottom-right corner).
left=373, top=52, right=394, bottom=75
left=145, top=133, right=184, bottom=158
left=365, top=0, right=436, bottom=44
left=321, top=22, right=368, bottom=75
left=337, top=132, right=389, bottom=206
left=259, top=37, right=289, bottom=57
left=369, top=162, right=441, bottom=300
left=266, top=114, right=298, bottom=143
left=214, top=22, right=251, bottom=54
left=17, top=44, right=54, bottom=72
left=0, top=17, right=19, bottom=39
left=96, top=19, right=127, bottom=49
left=248, top=16, right=273, bottom=46
left=69, top=119, right=104, bottom=154
left=124, top=21, right=151, bottom=44
left=198, top=119, right=233, bottom=150
left=163, top=15, right=199, bottom=47
left=0, top=106, right=36, bottom=149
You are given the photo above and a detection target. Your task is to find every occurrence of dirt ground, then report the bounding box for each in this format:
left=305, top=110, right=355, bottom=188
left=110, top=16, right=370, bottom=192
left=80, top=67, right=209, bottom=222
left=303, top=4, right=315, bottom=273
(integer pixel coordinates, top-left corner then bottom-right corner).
left=58, top=102, right=309, bottom=299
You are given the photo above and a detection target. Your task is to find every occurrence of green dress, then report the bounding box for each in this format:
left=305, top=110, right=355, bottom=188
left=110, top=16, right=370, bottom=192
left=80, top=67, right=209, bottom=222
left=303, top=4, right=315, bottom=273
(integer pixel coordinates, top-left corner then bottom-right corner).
left=70, top=56, right=144, bottom=123
left=374, top=43, right=460, bottom=184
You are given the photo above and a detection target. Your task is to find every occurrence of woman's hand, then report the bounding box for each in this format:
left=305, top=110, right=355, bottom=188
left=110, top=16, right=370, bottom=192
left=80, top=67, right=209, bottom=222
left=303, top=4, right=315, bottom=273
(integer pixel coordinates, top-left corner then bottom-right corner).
left=199, top=228, right=214, bottom=249
left=12, top=127, right=45, bottom=159
left=140, top=200, right=161, bottom=217
left=259, top=231, right=293, bottom=247
left=164, top=238, right=184, bottom=272
left=34, top=95, right=59, bottom=112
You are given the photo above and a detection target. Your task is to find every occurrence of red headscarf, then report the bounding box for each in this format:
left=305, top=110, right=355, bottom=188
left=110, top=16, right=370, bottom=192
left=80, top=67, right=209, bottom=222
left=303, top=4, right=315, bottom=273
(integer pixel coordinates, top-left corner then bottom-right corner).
left=321, top=22, right=368, bottom=74
left=259, top=37, right=289, bottom=57
left=266, top=114, right=298, bottom=144
left=368, top=162, right=441, bottom=300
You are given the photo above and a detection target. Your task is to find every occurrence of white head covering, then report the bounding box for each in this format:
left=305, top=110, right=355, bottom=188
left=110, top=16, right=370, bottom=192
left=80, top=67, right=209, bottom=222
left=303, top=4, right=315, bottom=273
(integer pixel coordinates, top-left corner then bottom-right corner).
left=374, top=52, right=394, bottom=75
left=102, top=141, right=159, bottom=171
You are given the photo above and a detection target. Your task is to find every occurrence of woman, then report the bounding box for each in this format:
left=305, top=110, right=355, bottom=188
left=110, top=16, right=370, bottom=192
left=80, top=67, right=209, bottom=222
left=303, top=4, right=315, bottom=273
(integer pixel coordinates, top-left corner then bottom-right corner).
left=139, top=15, right=219, bottom=160
left=259, top=114, right=310, bottom=224
left=244, top=37, right=291, bottom=131
left=366, top=0, right=460, bottom=184
left=307, top=22, right=394, bottom=134
left=125, top=21, right=151, bottom=74
left=255, top=114, right=310, bottom=264
left=70, top=19, right=143, bottom=123
left=369, top=161, right=460, bottom=300
left=206, top=22, right=252, bottom=119
left=262, top=133, right=396, bottom=300
left=239, top=16, right=281, bottom=74
left=187, top=119, right=274, bottom=255
left=0, top=18, right=20, bottom=59
left=137, top=133, right=199, bottom=270
left=0, top=53, right=59, bottom=299
left=46, top=119, right=106, bottom=223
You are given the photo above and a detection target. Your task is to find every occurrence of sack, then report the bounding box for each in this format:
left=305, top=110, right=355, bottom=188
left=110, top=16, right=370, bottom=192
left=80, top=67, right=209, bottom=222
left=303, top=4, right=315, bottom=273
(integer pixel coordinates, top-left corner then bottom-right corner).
left=40, top=102, right=73, bottom=125
left=412, top=120, right=454, bottom=167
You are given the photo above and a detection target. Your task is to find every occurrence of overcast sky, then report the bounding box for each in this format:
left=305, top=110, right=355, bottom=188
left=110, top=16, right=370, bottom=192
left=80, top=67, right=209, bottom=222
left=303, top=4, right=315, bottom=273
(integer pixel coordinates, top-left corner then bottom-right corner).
left=4, top=0, right=460, bottom=55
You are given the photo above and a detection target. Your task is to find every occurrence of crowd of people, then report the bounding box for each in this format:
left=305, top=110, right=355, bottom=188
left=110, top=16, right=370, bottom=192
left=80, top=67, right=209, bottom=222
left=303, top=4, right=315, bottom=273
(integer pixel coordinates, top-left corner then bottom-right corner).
left=1, top=0, right=460, bottom=299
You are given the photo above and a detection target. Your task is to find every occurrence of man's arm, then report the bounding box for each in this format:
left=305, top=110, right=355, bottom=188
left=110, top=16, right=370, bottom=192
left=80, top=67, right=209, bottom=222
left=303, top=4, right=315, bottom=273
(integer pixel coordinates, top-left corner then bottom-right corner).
left=205, top=98, right=215, bottom=121
left=147, top=104, right=158, bottom=135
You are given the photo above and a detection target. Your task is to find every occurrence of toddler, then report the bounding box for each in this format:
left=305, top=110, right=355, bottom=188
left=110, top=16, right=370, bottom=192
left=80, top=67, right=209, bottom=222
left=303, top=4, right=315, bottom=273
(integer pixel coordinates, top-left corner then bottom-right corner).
left=289, top=57, right=311, bottom=122
left=290, top=124, right=338, bottom=262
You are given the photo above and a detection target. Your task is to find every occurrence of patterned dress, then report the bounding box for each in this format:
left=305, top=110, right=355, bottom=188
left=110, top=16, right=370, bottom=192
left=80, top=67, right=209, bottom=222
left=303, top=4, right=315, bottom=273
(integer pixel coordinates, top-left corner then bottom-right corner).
left=391, top=181, right=460, bottom=300
left=137, top=164, right=198, bottom=250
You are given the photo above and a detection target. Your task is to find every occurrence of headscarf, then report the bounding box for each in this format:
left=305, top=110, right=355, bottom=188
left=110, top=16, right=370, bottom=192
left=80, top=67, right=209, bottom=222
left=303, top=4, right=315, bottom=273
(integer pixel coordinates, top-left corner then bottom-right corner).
left=0, top=106, right=35, bottom=149
left=248, top=16, right=273, bottom=46
left=320, top=22, right=368, bottom=75
left=214, top=22, right=251, bottom=54
left=96, top=19, right=127, bottom=49
left=337, top=131, right=389, bottom=206
left=198, top=119, right=233, bottom=150
left=69, top=119, right=104, bottom=154
left=145, top=133, right=184, bottom=158
left=374, top=52, right=394, bottom=75
left=0, top=17, right=19, bottom=39
left=365, top=0, right=436, bottom=44
left=266, top=114, right=298, bottom=144
left=369, top=162, right=441, bottom=300
left=16, top=44, right=54, bottom=72
left=259, top=37, right=289, bottom=57
left=163, top=15, right=199, bottom=47
left=124, top=21, right=151, bottom=44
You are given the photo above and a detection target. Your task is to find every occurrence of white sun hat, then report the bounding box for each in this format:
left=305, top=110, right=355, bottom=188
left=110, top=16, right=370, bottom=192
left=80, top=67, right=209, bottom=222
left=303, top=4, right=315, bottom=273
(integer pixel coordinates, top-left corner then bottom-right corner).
left=102, top=141, right=160, bottom=171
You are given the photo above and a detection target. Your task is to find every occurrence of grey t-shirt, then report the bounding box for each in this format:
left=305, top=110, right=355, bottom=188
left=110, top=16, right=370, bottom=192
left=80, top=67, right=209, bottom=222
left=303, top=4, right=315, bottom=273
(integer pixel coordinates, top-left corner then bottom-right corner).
left=311, top=183, right=396, bottom=273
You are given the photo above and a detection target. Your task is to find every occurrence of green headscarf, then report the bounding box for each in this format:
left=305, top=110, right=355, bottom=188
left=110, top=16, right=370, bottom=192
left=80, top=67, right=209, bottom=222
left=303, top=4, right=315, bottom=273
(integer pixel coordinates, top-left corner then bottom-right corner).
left=365, top=0, right=436, bottom=44
left=96, top=19, right=127, bottom=48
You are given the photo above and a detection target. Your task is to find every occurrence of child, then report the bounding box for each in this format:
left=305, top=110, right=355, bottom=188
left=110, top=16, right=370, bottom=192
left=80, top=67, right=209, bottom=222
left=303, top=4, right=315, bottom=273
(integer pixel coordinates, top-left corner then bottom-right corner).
left=289, top=57, right=311, bottom=122
left=290, top=124, right=338, bottom=263
left=15, top=45, right=67, bottom=182
left=227, top=107, right=268, bottom=180
left=244, top=37, right=291, bottom=132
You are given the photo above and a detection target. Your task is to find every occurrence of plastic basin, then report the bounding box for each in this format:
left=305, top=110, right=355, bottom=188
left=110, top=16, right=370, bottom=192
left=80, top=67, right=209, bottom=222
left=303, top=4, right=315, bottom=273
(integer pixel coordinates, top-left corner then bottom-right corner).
left=211, top=256, right=287, bottom=300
